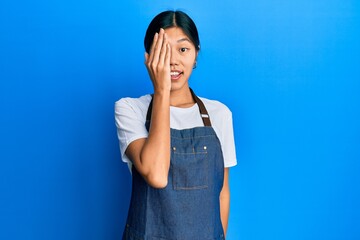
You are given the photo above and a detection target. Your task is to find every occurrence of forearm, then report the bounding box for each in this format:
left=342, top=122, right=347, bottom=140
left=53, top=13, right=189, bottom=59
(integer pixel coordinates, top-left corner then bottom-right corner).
left=126, top=28, right=171, bottom=188
left=140, top=91, right=170, bottom=187
left=220, top=192, right=230, bottom=235
left=220, top=168, right=230, bottom=236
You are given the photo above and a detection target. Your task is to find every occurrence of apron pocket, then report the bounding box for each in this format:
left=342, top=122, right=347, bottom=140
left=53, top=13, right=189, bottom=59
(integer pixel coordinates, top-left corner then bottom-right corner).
left=172, top=149, right=208, bottom=190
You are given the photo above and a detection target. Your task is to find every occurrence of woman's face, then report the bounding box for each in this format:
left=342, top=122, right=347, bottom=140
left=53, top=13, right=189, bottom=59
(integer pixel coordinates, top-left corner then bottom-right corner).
left=164, top=27, right=198, bottom=92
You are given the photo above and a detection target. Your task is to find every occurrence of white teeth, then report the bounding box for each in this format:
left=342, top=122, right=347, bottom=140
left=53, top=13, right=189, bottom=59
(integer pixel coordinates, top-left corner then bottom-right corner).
left=170, top=72, right=180, bottom=76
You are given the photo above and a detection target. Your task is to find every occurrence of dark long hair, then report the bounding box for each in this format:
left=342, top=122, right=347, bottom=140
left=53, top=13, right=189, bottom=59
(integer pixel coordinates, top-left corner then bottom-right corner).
left=144, top=11, right=200, bottom=54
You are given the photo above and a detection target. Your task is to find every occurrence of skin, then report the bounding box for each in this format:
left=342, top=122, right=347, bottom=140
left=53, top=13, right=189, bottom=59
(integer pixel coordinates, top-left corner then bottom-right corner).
left=125, top=27, right=230, bottom=236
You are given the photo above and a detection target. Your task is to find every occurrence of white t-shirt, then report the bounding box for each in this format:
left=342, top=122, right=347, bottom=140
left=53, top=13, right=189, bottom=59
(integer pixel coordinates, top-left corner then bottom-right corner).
left=115, top=94, right=237, bottom=169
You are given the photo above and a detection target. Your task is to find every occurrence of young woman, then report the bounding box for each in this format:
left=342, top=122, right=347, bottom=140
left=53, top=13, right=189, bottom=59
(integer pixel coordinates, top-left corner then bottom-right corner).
left=115, top=10, right=237, bottom=240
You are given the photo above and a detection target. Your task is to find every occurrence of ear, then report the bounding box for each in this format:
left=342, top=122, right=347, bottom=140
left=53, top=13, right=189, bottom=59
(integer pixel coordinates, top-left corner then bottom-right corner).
left=194, top=50, right=199, bottom=64
left=193, top=50, right=199, bottom=69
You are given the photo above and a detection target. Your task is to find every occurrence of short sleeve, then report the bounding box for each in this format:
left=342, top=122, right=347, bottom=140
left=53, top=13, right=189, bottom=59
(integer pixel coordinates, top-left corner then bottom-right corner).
left=221, top=110, right=237, bottom=168
left=114, top=97, right=150, bottom=165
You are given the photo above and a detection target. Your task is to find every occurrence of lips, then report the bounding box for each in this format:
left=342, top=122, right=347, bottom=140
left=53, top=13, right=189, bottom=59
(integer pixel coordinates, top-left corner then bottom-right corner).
left=170, top=70, right=183, bottom=80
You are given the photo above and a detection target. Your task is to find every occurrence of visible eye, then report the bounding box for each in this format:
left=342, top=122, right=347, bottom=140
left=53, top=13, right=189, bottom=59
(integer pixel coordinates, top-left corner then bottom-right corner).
left=180, top=47, right=189, bottom=53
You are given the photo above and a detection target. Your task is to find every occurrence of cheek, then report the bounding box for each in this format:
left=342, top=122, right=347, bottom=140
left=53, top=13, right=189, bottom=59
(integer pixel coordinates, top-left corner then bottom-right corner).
left=185, top=54, right=196, bottom=67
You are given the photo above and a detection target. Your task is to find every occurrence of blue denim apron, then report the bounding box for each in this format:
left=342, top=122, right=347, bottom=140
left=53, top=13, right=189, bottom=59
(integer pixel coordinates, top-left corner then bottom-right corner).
left=123, top=89, right=225, bottom=240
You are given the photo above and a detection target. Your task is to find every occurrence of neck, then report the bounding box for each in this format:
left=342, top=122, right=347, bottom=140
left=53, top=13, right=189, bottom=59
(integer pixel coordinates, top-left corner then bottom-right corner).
left=169, top=86, right=195, bottom=108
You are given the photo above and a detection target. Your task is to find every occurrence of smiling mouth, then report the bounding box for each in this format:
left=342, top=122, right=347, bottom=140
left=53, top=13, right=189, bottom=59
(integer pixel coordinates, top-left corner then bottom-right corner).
left=170, top=71, right=183, bottom=80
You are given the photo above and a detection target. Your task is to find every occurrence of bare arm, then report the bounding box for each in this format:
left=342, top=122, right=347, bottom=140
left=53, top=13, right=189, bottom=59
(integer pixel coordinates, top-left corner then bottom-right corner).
left=220, top=168, right=230, bottom=236
left=125, top=29, right=171, bottom=188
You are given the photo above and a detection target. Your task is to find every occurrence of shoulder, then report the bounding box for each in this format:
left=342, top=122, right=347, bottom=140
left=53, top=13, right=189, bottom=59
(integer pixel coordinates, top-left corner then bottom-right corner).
left=198, top=96, right=232, bottom=118
left=115, top=94, right=152, bottom=113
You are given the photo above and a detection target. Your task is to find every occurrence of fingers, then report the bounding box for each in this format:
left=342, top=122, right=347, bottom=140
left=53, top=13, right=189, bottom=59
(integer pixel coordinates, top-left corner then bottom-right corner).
left=148, top=32, right=158, bottom=64
left=144, top=28, right=171, bottom=92
left=164, top=43, right=171, bottom=67
left=148, top=29, right=169, bottom=66
left=158, top=32, right=168, bottom=66
left=151, top=28, right=166, bottom=67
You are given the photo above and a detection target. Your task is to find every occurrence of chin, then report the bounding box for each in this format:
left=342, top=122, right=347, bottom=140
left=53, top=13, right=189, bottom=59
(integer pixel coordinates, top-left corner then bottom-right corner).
left=170, top=82, right=188, bottom=92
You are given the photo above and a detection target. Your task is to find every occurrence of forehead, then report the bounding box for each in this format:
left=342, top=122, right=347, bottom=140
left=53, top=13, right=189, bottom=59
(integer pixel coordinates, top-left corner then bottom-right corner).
left=164, top=27, right=191, bottom=43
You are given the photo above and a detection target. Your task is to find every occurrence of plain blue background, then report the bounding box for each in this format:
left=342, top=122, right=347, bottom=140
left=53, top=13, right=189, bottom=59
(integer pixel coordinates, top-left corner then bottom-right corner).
left=1, top=0, right=359, bottom=239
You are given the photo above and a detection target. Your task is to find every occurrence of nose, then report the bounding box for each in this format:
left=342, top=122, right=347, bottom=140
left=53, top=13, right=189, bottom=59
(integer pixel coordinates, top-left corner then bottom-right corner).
left=169, top=46, right=179, bottom=66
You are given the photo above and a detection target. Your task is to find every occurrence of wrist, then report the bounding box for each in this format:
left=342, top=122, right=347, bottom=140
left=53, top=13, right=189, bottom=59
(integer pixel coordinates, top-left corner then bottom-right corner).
left=153, top=88, right=171, bottom=98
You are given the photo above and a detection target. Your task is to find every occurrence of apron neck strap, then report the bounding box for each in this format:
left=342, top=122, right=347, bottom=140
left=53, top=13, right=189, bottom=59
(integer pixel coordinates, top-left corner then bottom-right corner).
left=145, top=88, right=212, bottom=128
left=189, top=88, right=211, bottom=127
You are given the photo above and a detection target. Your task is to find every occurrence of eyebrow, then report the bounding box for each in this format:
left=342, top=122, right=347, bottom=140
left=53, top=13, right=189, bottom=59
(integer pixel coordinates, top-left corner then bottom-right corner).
left=177, top=38, right=191, bottom=43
